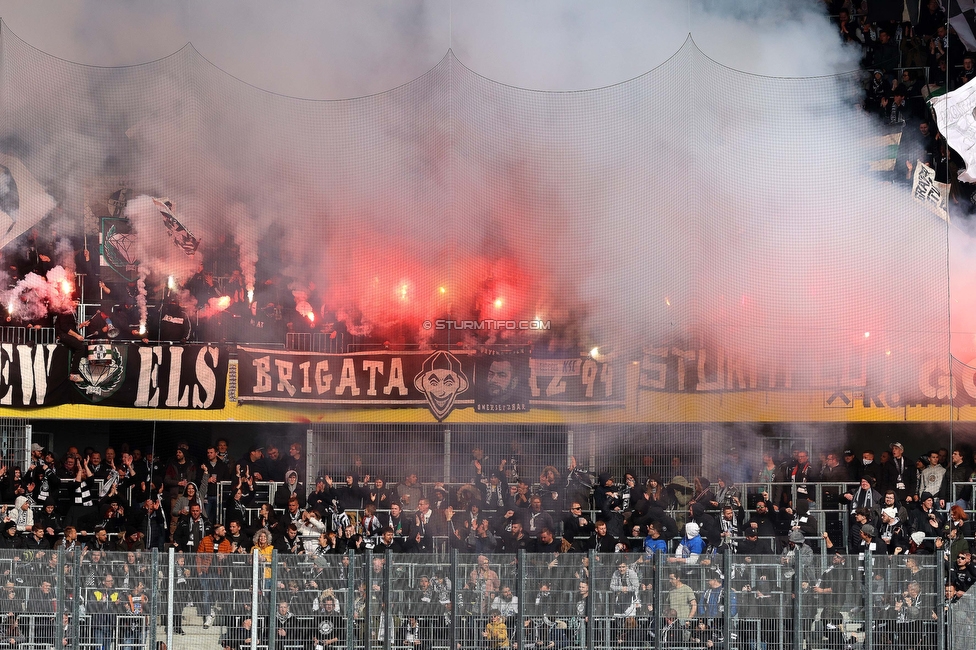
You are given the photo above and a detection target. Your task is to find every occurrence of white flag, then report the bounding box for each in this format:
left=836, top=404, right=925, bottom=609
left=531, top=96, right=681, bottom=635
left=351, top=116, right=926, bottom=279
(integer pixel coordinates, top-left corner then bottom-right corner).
left=912, top=161, right=950, bottom=221
left=931, top=77, right=976, bottom=183
left=0, top=154, right=57, bottom=250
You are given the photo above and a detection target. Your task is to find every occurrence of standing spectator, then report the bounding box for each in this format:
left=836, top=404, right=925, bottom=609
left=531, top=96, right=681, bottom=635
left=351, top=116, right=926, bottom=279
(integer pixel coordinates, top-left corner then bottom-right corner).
left=65, top=454, right=97, bottom=530
left=123, top=581, right=150, bottom=650
left=171, top=482, right=206, bottom=522
left=870, top=30, right=900, bottom=78
left=467, top=555, right=501, bottom=615
left=719, top=447, right=753, bottom=489
left=881, top=442, right=915, bottom=503
left=947, top=551, right=976, bottom=601
left=918, top=451, right=947, bottom=508
left=285, top=442, right=305, bottom=484
left=519, top=497, right=555, bottom=539
left=28, top=579, right=57, bottom=646
left=53, top=300, right=87, bottom=383
left=200, top=445, right=233, bottom=521
left=812, top=552, right=850, bottom=649
left=666, top=571, right=697, bottom=633
left=197, top=522, right=232, bottom=628
left=263, top=445, right=286, bottom=482
left=949, top=448, right=972, bottom=508
left=273, top=601, right=300, bottom=643
left=174, top=503, right=211, bottom=553
left=396, top=473, right=423, bottom=512
left=90, top=574, right=123, bottom=650
left=274, top=471, right=306, bottom=509
left=236, top=447, right=265, bottom=481
left=163, top=444, right=197, bottom=529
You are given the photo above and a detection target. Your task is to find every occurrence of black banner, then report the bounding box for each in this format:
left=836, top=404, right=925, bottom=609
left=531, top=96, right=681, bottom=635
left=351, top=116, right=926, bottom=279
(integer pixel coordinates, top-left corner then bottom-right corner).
left=236, top=347, right=622, bottom=419
left=473, top=351, right=530, bottom=413
left=0, top=343, right=227, bottom=408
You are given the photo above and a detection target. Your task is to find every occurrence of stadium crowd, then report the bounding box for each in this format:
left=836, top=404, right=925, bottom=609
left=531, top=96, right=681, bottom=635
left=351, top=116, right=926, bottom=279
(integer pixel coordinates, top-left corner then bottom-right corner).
left=1, top=2, right=976, bottom=648
left=0, top=437, right=971, bottom=648
left=835, top=0, right=976, bottom=215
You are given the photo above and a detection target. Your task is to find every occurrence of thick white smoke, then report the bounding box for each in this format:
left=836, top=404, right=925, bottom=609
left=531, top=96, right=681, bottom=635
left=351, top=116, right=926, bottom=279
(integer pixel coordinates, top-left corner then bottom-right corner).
left=0, top=1, right=956, bottom=391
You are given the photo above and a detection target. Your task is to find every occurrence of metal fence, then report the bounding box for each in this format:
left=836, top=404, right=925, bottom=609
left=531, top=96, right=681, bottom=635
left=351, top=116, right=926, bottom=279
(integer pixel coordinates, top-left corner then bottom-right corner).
left=3, top=547, right=972, bottom=650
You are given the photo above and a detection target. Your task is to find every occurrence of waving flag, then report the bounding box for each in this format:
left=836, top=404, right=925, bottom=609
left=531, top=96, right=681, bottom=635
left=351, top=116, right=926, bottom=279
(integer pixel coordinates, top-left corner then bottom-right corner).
left=153, top=197, right=200, bottom=256
left=949, top=0, right=976, bottom=52
left=0, top=154, right=57, bottom=250
left=931, top=76, right=976, bottom=182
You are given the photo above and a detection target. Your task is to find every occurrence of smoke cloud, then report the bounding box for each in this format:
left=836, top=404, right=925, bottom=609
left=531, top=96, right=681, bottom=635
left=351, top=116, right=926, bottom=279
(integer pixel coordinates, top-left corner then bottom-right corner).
left=0, top=0, right=960, bottom=432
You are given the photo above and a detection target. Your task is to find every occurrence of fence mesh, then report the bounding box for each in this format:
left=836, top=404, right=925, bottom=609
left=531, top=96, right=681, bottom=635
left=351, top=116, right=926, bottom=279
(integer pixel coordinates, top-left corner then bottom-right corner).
left=0, top=546, right=967, bottom=650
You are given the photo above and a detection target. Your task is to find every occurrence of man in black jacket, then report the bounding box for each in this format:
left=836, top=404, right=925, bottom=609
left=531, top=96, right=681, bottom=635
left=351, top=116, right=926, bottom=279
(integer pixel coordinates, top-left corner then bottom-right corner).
left=173, top=503, right=211, bottom=553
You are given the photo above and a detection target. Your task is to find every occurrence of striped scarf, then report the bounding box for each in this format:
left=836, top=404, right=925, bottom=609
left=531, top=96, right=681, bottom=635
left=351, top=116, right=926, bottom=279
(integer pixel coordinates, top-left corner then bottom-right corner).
left=74, top=479, right=93, bottom=506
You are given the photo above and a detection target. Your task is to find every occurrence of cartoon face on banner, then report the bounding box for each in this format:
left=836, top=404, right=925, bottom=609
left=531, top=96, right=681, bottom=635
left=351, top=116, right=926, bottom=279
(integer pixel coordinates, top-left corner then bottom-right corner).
left=413, top=350, right=469, bottom=421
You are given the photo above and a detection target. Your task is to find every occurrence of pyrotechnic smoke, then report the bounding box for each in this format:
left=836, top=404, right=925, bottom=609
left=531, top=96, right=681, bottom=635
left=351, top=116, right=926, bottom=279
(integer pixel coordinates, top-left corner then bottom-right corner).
left=0, top=265, right=76, bottom=322
left=0, top=0, right=959, bottom=440
left=136, top=268, right=148, bottom=335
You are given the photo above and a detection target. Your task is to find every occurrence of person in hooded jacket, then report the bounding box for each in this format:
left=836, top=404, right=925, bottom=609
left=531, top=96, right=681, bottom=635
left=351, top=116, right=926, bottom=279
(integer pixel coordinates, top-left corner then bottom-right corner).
left=594, top=473, right=626, bottom=537
left=689, top=477, right=718, bottom=512
left=687, top=502, right=721, bottom=550
left=273, top=470, right=307, bottom=509
left=669, top=522, right=707, bottom=565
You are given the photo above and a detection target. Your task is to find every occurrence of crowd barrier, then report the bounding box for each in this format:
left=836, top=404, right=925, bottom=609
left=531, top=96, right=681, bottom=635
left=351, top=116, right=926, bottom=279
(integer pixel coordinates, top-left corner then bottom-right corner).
left=2, top=547, right=973, bottom=650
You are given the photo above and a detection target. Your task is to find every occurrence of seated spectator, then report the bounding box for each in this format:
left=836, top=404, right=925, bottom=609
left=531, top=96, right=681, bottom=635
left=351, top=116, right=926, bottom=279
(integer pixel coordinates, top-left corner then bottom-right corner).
left=491, top=585, right=519, bottom=631
left=738, top=521, right=772, bottom=555
left=220, top=617, right=258, bottom=650
left=9, top=496, right=33, bottom=532
left=527, top=527, right=561, bottom=554
left=669, top=522, right=706, bottom=564
left=644, top=520, right=669, bottom=556
left=482, top=609, right=510, bottom=649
